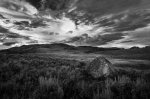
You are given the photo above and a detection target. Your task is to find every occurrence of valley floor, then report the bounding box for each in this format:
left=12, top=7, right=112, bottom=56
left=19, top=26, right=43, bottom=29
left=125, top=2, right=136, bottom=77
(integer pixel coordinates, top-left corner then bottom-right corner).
left=36, top=52, right=150, bottom=71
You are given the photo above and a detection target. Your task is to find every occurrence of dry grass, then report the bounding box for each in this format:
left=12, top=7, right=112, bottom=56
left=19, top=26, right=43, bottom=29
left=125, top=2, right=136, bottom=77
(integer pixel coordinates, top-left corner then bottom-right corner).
left=0, top=54, right=150, bottom=99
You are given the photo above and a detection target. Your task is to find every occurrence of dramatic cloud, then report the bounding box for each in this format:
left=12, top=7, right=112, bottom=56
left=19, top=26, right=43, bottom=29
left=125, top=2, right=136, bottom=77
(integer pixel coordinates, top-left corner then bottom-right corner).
left=63, top=33, right=124, bottom=46
left=0, top=0, right=150, bottom=49
left=76, top=0, right=142, bottom=16
left=26, top=0, right=72, bottom=10
left=0, top=0, right=38, bottom=16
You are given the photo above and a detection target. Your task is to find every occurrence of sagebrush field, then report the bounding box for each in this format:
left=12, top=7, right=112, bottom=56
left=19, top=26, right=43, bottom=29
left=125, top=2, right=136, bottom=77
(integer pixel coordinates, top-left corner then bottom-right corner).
left=0, top=53, right=150, bottom=99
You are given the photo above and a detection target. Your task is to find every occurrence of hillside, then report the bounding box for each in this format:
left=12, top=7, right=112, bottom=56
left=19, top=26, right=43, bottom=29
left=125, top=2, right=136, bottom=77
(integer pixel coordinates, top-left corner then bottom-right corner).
left=1, top=43, right=150, bottom=60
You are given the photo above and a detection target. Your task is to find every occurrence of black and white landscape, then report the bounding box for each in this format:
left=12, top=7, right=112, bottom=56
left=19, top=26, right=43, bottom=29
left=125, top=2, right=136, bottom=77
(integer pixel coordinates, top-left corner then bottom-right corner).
left=0, top=0, right=150, bottom=99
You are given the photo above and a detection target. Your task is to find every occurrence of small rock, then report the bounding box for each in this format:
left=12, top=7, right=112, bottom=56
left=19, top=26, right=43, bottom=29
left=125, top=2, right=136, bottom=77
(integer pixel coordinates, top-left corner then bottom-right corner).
left=87, top=57, right=115, bottom=78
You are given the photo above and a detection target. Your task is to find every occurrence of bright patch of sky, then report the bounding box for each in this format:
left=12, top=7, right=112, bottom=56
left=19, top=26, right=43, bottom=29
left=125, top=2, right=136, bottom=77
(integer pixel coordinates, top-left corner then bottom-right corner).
left=0, top=0, right=150, bottom=49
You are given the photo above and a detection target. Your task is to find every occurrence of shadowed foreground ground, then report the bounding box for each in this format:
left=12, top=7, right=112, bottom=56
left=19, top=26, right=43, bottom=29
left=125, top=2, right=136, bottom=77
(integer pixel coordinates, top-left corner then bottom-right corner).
left=0, top=53, right=150, bottom=99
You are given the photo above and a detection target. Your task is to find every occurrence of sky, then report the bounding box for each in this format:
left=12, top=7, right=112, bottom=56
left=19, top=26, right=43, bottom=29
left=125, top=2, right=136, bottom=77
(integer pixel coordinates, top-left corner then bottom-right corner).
left=0, top=0, right=150, bottom=49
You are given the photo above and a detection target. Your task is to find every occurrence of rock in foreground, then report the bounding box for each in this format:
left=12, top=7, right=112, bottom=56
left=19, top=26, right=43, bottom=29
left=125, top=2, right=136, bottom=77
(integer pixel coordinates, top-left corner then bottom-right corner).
left=87, top=57, right=115, bottom=78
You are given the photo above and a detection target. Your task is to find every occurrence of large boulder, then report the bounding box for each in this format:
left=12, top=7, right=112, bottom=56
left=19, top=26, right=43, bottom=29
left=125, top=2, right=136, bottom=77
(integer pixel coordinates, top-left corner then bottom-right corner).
left=87, top=57, right=115, bottom=78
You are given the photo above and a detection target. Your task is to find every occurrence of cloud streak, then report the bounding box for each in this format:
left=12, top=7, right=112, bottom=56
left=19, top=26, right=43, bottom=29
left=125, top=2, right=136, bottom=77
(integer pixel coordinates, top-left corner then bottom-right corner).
left=75, top=0, right=142, bottom=16
left=0, top=0, right=150, bottom=49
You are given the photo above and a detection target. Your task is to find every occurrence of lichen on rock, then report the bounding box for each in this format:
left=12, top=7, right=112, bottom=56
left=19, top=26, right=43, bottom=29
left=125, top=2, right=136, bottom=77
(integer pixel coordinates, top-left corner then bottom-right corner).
left=87, top=56, right=115, bottom=78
